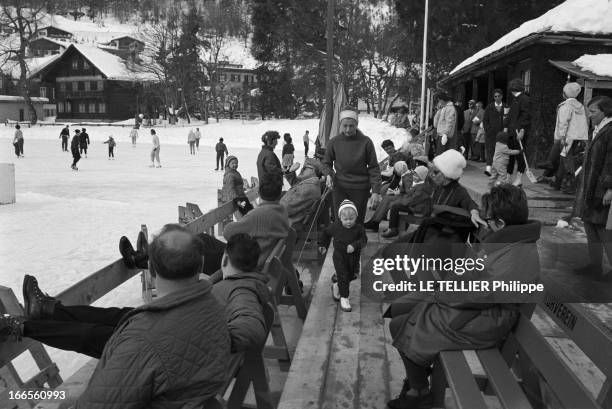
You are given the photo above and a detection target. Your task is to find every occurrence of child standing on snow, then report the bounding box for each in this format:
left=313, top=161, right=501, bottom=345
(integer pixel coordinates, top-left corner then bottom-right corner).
left=129, top=127, right=138, bottom=147
left=103, top=136, right=116, bottom=159
left=490, top=131, right=521, bottom=187
left=282, top=133, right=295, bottom=171
left=318, top=200, right=367, bottom=312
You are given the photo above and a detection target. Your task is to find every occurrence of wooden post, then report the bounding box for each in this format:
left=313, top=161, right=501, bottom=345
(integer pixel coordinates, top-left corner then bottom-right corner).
left=487, top=71, right=495, bottom=105
left=471, top=78, right=478, bottom=101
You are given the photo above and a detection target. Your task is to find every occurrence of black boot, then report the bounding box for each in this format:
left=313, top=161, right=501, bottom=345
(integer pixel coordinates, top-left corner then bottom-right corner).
left=135, top=231, right=149, bottom=269
left=120, top=236, right=137, bottom=268
left=0, top=315, right=23, bottom=342
left=364, top=219, right=380, bottom=231
left=387, top=379, right=411, bottom=409
left=23, top=275, right=56, bottom=321
left=387, top=384, right=433, bottom=409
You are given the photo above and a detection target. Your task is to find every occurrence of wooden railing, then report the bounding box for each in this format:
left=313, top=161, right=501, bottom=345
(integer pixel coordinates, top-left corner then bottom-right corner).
left=0, top=180, right=261, bottom=409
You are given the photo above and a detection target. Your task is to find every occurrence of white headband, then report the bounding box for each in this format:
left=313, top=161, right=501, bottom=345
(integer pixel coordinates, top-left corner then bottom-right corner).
left=339, top=110, right=359, bottom=123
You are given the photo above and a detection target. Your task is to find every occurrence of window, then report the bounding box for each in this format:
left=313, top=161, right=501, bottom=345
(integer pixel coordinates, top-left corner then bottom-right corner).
left=90, top=81, right=97, bottom=91
left=89, top=102, right=96, bottom=113
left=77, top=81, right=85, bottom=91
left=39, top=87, right=47, bottom=98
left=83, top=60, right=90, bottom=70
left=98, top=81, right=104, bottom=90
left=57, top=102, right=64, bottom=113
left=72, top=82, right=78, bottom=91
left=521, top=69, right=531, bottom=93
left=60, top=82, right=66, bottom=92
left=39, top=30, right=46, bottom=37
left=65, top=102, right=71, bottom=113
left=52, top=88, right=55, bottom=100
left=219, top=74, right=226, bottom=82
left=84, top=81, right=90, bottom=91
left=72, top=59, right=78, bottom=70
left=78, top=102, right=86, bottom=112
left=98, top=102, right=106, bottom=113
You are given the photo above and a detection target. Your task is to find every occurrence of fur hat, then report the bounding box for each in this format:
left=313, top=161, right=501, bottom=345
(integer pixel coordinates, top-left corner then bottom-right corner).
left=563, top=82, right=581, bottom=99
left=413, top=165, right=429, bottom=181
left=433, top=149, right=466, bottom=180
left=339, top=106, right=359, bottom=123
left=509, top=79, right=524, bottom=92
left=338, top=199, right=358, bottom=218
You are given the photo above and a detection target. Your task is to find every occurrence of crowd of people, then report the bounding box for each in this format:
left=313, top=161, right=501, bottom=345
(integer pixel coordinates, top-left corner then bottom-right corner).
left=2, top=85, right=612, bottom=408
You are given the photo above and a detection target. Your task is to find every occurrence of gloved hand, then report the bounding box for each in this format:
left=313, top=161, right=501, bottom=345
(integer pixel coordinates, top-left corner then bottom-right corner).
left=441, top=134, right=448, bottom=146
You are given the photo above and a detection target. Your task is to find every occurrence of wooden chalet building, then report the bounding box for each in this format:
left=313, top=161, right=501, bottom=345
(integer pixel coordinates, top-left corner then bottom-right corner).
left=31, top=43, right=156, bottom=121
left=28, top=37, right=69, bottom=57
left=440, top=1, right=612, bottom=161
left=33, top=25, right=73, bottom=41
left=215, top=61, right=258, bottom=113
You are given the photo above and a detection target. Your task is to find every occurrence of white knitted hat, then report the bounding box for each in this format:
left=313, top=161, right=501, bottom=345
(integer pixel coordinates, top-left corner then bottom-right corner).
left=338, top=199, right=358, bottom=217
left=413, top=165, right=429, bottom=181
left=339, top=107, right=359, bottom=123
left=433, top=149, right=466, bottom=180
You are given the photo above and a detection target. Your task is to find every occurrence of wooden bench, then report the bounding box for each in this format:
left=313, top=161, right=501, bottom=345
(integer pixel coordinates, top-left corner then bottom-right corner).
left=432, top=301, right=612, bottom=409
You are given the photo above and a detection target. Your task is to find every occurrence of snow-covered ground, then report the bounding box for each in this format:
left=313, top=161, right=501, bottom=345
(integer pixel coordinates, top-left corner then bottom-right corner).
left=0, top=116, right=407, bottom=380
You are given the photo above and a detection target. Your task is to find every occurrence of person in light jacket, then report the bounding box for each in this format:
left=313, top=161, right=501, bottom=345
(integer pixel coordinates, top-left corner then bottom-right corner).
left=433, top=93, right=457, bottom=155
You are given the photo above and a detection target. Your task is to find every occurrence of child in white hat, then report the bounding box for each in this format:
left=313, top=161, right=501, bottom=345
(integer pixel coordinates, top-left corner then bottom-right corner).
left=318, top=199, right=367, bottom=312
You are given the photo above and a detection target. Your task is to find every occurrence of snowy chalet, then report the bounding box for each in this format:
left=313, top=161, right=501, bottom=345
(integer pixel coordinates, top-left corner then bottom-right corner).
left=31, top=43, right=155, bottom=121
left=440, top=0, right=612, bottom=161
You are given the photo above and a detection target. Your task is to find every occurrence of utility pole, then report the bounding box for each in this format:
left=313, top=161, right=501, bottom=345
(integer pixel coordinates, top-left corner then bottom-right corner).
left=324, top=0, right=335, bottom=147
left=419, top=0, right=429, bottom=130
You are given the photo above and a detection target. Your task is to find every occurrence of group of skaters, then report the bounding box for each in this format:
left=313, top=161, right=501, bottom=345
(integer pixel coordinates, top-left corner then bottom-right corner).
left=2, top=90, right=612, bottom=408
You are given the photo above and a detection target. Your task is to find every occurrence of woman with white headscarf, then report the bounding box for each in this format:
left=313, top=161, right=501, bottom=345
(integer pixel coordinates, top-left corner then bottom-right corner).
left=321, top=106, right=382, bottom=224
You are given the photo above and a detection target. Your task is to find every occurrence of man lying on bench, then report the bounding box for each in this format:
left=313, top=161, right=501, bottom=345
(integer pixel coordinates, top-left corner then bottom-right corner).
left=0, top=228, right=270, bottom=408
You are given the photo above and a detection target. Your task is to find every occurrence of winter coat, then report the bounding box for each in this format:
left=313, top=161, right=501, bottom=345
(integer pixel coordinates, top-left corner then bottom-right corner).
left=431, top=180, right=478, bottom=212
left=223, top=201, right=290, bottom=269
left=462, top=109, right=476, bottom=134
left=211, top=271, right=270, bottom=352
left=483, top=103, right=508, bottom=141
left=280, top=176, right=322, bottom=227
left=396, top=181, right=433, bottom=216
left=103, top=138, right=116, bottom=148
left=14, top=130, right=23, bottom=142
left=554, top=98, right=588, bottom=142
left=434, top=102, right=457, bottom=139
left=256, top=145, right=283, bottom=182
left=471, top=108, right=485, bottom=135
left=507, top=93, right=531, bottom=136
left=79, top=132, right=90, bottom=148
left=215, top=142, right=228, bottom=153
left=319, top=221, right=367, bottom=253
left=282, top=142, right=295, bottom=156
left=70, top=135, right=81, bottom=156
left=151, top=134, right=160, bottom=149
left=389, top=220, right=541, bottom=366
left=75, top=280, right=231, bottom=409
left=187, top=130, right=196, bottom=143
left=222, top=167, right=245, bottom=202
left=322, top=129, right=382, bottom=193
left=60, top=127, right=69, bottom=138
left=579, top=120, right=612, bottom=225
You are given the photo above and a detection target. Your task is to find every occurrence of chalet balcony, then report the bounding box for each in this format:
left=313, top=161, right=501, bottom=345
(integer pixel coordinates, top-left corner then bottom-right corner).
left=56, top=89, right=104, bottom=99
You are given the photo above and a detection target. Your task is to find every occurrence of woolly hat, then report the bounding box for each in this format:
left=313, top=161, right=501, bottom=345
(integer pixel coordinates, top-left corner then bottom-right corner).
left=563, top=82, right=581, bottom=99
left=413, top=165, right=429, bottom=181
left=225, top=155, right=238, bottom=169
left=433, top=149, right=466, bottom=180
left=339, top=106, right=359, bottom=123
left=338, top=199, right=358, bottom=217
left=393, top=160, right=408, bottom=175
left=509, top=79, right=524, bottom=92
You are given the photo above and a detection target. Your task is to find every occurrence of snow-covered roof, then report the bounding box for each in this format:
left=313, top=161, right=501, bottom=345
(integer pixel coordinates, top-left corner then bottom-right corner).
left=203, top=37, right=258, bottom=70
left=0, top=95, right=48, bottom=102
left=450, top=0, right=612, bottom=76
left=70, top=43, right=156, bottom=81
left=106, top=35, right=144, bottom=44
left=30, top=37, right=70, bottom=47
left=573, top=54, right=612, bottom=78
left=1, top=54, right=63, bottom=79
left=36, top=25, right=72, bottom=35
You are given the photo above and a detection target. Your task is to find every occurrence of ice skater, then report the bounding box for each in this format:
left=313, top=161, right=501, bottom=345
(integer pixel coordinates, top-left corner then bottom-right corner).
left=195, top=127, right=201, bottom=150
left=303, top=130, right=310, bottom=157
left=129, top=127, right=138, bottom=147
left=282, top=133, right=295, bottom=172
left=103, top=135, right=116, bottom=159
left=188, top=129, right=196, bottom=155
left=150, top=129, right=161, bottom=168
left=59, top=125, right=69, bottom=152
left=71, top=129, right=81, bottom=170
left=215, top=137, right=228, bottom=170
left=13, top=124, right=24, bottom=158
left=80, top=128, right=90, bottom=158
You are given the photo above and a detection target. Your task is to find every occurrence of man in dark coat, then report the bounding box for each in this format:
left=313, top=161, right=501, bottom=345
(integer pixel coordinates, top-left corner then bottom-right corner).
left=70, top=130, right=81, bottom=170
left=257, top=131, right=283, bottom=181
left=506, top=79, right=531, bottom=186
left=215, top=137, right=229, bottom=170
left=483, top=89, right=508, bottom=176
left=79, top=127, right=90, bottom=157
left=59, top=125, right=69, bottom=151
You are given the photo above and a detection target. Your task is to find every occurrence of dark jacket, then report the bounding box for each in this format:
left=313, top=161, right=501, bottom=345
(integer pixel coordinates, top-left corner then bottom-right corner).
left=483, top=103, right=508, bottom=140
left=70, top=135, right=81, bottom=156
left=79, top=132, right=90, bottom=147
left=322, top=129, right=382, bottom=193
left=389, top=220, right=541, bottom=366
left=279, top=176, right=322, bottom=227
left=75, top=280, right=231, bottom=409
left=431, top=180, right=478, bottom=212
left=211, top=272, right=270, bottom=352
left=319, top=221, right=367, bottom=253
left=396, top=182, right=433, bottom=216
left=215, top=142, right=228, bottom=153
left=222, top=168, right=245, bottom=201
left=282, top=143, right=295, bottom=156
left=580, top=121, right=612, bottom=225
left=389, top=150, right=415, bottom=169
left=507, top=93, right=531, bottom=136
left=60, top=128, right=69, bottom=138
left=256, top=145, right=283, bottom=182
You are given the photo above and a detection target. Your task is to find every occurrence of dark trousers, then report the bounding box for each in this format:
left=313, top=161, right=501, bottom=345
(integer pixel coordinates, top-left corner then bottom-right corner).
left=462, top=132, right=472, bottom=158
left=61, top=136, right=68, bottom=151
left=543, top=141, right=562, bottom=177
left=23, top=304, right=132, bottom=359
left=485, top=136, right=496, bottom=166
left=332, top=184, right=370, bottom=224
left=80, top=146, right=87, bottom=155
left=333, top=249, right=360, bottom=298
left=13, top=143, right=19, bottom=157
left=195, top=138, right=200, bottom=149
left=388, top=307, right=429, bottom=389
left=216, top=151, right=225, bottom=169
left=507, top=133, right=527, bottom=174
left=189, top=141, right=196, bottom=155
left=584, top=221, right=612, bottom=271
left=18, top=140, right=24, bottom=156
left=388, top=202, right=419, bottom=229
left=304, top=141, right=309, bottom=156
left=71, top=154, right=81, bottom=167
left=108, top=146, right=114, bottom=158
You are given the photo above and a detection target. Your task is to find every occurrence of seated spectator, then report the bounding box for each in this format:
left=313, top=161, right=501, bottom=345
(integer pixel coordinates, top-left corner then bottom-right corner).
left=0, top=231, right=269, bottom=359
left=385, top=185, right=541, bottom=409
left=381, top=140, right=414, bottom=183
left=280, top=160, right=325, bottom=228
left=400, top=128, right=426, bottom=158
left=0, top=224, right=232, bottom=408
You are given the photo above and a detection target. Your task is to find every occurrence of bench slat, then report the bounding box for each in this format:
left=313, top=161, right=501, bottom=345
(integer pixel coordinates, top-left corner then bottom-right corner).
left=476, top=349, right=533, bottom=409
left=440, top=351, right=488, bottom=409
left=513, top=317, right=601, bottom=409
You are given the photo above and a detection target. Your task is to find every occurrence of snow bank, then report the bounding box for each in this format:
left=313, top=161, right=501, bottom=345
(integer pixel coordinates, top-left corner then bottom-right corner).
left=450, top=0, right=612, bottom=75
left=573, top=54, right=612, bottom=77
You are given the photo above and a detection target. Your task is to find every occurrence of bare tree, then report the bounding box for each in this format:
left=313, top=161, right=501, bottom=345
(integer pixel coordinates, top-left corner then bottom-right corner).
left=0, top=3, right=46, bottom=123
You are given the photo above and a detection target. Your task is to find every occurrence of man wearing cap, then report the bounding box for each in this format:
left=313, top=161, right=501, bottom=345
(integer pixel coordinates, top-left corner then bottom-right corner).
left=322, top=106, right=382, bottom=224
left=433, top=93, right=457, bottom=155
left=506, top=78, right=532, bottom=186
left=538, top=82, right=588, bottom=189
